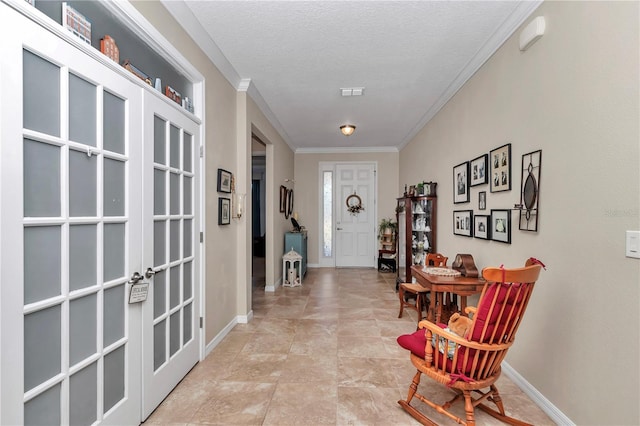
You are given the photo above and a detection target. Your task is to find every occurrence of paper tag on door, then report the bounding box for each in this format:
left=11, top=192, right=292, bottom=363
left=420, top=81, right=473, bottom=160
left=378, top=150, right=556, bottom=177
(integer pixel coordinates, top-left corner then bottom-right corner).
left=129, top=282, right=149, bottom=303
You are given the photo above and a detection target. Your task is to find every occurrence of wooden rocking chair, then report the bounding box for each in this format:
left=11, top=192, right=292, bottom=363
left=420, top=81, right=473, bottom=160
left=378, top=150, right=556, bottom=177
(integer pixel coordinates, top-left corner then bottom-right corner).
left=397, top=258, right=544, bottom=425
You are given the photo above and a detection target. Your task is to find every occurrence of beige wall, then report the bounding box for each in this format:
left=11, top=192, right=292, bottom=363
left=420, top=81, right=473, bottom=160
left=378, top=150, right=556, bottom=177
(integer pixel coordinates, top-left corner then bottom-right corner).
left=295, top=152, right=399, bottom=265
left=401, top=2, right=639, bottom=424
left=245, top=96, right=295, bottom=288
left=129, top=3, right=294, bottom=345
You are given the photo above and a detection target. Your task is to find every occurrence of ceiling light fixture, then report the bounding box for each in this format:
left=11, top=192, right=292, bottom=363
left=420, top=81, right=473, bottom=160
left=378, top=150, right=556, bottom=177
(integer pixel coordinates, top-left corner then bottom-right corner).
left=340, top=124, right=356, bottom=137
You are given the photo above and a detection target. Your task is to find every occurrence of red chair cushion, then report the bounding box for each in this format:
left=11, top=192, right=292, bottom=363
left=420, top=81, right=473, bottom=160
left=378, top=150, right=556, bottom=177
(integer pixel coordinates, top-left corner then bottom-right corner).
left=397, top=323, right=448, bottom=359
left=397, top=329, right=426, bottom=358
left=470, top=282, right=529, bottom=344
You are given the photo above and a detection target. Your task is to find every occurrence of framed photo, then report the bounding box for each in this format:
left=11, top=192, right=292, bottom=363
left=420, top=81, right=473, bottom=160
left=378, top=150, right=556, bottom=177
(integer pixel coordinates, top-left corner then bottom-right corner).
left=490, top=209, right=511, bottom=244
left=474, top=215, right=490, bottom=240
left=519, top=150, right=542, bottom=232
left=470, top=154, right=488, bottom=186
left=218, top=197, right=231, bottom=225
left=408, top=185, right=416, bottom=197
left=217, top=168, right=232, bottom=193
left=490, top=143, right=511, bottom=193
left=453, top=210, right=473, bottom=237
left=279, top=185, right=287, bottom=213
left=453, top=161, right=470, bottom=204
left=478, top=191, right=487, bottom=210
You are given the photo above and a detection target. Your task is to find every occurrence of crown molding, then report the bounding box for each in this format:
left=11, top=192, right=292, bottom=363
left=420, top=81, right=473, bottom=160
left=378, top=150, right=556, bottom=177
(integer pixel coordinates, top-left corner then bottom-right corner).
left=161, top=1, right=294, bottom=151
left=397, top=0, right=543, bottom=150
left=296, top=146, right=399, bottom=155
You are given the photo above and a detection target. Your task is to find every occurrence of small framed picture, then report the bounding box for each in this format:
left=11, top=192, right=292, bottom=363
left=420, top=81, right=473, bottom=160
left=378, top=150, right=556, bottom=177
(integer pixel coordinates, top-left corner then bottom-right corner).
left=279, top=185, right=287, bottom=213
left=490, top=209, right=511, bottom=244
left=218, top=197, right=231, bottom=225
left=470, top=154, right=488, bottom=187
left=490, top=143, right=512, bottom=193
left=453, top=210, right=473, bottom=237
left=408, top=185, right=416, bottom=197
left=217, top=168, right=232, bottom=193
left=474, top=215, right=490, bottom=240
left=478, top=191, right=486, bottom=210
left=453, top=161, right=470, bottom=204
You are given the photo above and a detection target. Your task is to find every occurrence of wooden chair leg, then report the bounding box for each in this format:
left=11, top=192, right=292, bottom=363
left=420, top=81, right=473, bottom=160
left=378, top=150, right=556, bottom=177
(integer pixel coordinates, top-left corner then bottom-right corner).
left=398, top=286, right=405, bottom=318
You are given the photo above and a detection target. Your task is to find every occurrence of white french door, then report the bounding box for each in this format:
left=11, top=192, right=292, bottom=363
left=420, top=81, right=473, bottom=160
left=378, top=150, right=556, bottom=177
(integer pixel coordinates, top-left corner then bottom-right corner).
left=335, top=163, right=376, bottom=267
left=0, top=8, right=142, bottom=425
left=141, top=92, right=200, bottom=419
left=0, top=4, right=201, bottom=424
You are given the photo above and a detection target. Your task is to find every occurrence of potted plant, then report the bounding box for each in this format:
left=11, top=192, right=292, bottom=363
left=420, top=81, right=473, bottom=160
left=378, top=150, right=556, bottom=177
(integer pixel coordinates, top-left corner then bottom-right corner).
left=416, top=182, right=424, bottom=195
left=378, top=218, right=398, bottom=240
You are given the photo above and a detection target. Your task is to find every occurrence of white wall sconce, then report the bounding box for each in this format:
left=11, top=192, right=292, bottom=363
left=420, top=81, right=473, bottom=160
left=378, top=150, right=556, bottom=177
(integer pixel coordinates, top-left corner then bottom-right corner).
left=232, top=193, right=245, bottom=219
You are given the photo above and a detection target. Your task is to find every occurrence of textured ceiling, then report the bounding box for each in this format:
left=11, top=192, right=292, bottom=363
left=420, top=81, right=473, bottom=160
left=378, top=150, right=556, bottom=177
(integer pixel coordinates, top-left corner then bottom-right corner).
left=164, top=1, right=541, bottom=152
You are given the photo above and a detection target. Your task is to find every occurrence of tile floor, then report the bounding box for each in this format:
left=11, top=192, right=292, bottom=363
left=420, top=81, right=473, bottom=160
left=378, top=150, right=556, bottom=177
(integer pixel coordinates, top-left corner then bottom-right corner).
left=145, top=267, right=554, bottom=425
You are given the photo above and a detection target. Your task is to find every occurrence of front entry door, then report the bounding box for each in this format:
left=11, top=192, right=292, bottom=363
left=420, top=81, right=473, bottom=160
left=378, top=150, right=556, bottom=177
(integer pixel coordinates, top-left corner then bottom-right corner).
left=141, top=92, right=200, bottom=419
left=335, top=163, right=376, bottom=267
left=0, top=10, right=142, bottom=424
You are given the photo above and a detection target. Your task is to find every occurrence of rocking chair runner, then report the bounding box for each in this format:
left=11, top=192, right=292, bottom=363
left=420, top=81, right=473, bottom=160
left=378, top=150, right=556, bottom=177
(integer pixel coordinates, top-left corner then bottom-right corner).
left=397, top=258, right=544, bottom=426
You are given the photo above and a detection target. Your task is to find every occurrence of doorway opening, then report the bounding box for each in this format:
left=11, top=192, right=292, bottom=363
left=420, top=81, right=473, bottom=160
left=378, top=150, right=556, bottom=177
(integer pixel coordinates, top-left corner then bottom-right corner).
left=251, top=136, right=266, bottom=288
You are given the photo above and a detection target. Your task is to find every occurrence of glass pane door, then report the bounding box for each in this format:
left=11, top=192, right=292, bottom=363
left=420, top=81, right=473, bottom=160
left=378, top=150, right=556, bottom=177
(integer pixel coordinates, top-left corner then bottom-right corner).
left=142, top=92, right=200, bottom=419
left=0, top=11, right=142, bottom=424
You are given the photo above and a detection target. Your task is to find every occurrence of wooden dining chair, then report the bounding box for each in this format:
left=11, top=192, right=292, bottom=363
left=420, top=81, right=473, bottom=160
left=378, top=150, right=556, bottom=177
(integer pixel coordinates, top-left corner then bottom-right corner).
left=398, top=253, right=448, bottom=322
left=397, top=258, right=545, bottom=425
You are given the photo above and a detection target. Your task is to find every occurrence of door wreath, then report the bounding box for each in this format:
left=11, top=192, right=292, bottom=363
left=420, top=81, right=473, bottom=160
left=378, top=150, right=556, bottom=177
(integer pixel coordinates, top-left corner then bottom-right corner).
left=346, top=194, right=364, bottom=215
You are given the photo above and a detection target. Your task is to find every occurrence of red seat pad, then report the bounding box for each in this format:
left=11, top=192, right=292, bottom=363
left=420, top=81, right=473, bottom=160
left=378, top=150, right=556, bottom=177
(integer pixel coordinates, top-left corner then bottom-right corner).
left=397, top=323, right=448, bottom=359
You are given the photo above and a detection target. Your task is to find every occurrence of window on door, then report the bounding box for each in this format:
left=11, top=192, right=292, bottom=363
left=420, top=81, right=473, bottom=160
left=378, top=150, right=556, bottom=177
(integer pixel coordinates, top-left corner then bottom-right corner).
left=322, top=170, right=333, bottom=257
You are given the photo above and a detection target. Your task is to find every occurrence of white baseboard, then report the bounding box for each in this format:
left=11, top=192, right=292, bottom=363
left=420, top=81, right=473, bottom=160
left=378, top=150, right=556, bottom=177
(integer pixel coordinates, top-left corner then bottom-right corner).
left=502, top=362, right=574, bottom=425
left=237, top=310, right=253, bottom=324
left=204, top=317, right=237, bottom=356
left=204, top=311, right=253, bottom=357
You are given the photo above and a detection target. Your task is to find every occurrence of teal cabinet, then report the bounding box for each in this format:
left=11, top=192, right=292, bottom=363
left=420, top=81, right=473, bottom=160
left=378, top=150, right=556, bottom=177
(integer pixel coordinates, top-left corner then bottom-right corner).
left=284, top=231, right=307, bottom=277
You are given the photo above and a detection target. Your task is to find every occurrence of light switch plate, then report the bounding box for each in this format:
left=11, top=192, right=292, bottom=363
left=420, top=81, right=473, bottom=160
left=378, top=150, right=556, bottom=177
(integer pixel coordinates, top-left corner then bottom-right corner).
left=626, top=231, right=640, bottom=258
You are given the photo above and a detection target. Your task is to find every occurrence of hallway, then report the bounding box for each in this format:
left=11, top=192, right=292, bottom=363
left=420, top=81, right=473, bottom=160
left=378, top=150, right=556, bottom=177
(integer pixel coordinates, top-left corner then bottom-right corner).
left=145, top=268, right=553, bottom=425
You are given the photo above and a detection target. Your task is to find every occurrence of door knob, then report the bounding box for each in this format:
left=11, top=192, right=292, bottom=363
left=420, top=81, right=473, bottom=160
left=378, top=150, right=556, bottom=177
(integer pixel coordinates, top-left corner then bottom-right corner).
left=336, top=227, right=343, bottom=230
left=129, top=272, right=143, bottom=284
left=145, top=267, right=156, bottom=279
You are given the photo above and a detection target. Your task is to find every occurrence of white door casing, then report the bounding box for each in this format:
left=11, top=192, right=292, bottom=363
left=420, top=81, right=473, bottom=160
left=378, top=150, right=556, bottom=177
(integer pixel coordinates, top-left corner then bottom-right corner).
left=335, top=163, right=376, bottom=268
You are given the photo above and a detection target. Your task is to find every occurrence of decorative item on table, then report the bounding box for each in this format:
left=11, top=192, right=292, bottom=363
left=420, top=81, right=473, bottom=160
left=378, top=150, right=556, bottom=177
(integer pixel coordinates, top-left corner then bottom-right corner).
left=62, top=2, right=91, bottom=45
left=122, top=60, right=152, bottom=85
left=165, top=85, right=182, bottom=105
left=451, top=254, right=479, bottom=277
left=346, top=193, right=364, bottom=215
left=424, top=267, right=461, bottom=277
left=100, top=35, right=119, bottom=63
